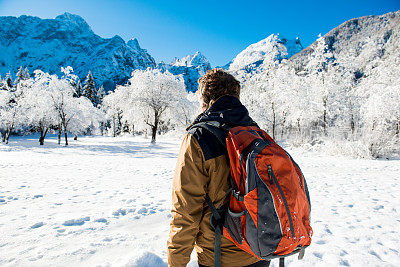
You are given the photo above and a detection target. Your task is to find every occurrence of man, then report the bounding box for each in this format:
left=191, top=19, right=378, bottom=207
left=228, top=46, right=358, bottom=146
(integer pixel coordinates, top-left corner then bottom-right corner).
left=167, top=69, right=270, bottom=267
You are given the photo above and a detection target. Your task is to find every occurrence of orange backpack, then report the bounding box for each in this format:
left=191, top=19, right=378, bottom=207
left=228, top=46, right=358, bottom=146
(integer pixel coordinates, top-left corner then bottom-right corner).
left=192, top=122, right=312, bottom=267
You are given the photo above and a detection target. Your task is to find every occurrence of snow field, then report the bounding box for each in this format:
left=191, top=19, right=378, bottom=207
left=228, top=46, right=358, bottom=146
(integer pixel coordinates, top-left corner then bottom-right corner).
left=0, top=135, right=399, bottom=266
left=287, top=147, right=400, bottom=267
left=0, top=135, right=177, bottom=266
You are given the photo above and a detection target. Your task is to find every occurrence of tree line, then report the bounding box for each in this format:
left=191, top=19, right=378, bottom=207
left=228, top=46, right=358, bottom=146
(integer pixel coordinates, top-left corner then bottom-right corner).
left=239, top=35, right=400, bottom=158
left=2, top=33, right=398, bottom=159
left=0, top=67, right=196, bottom=145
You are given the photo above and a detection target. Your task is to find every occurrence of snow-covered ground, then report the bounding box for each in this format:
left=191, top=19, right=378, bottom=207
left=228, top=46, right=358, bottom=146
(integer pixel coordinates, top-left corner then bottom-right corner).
left=0, top=135, right=399, bottom=267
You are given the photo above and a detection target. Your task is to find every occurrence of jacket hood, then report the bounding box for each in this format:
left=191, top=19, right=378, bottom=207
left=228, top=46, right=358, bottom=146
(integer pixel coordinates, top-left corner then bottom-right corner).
left=188, top=96, right=257, bottom=130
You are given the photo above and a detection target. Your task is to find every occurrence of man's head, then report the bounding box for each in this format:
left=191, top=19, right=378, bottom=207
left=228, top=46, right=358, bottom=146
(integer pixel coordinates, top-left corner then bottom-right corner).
left=197, top=69, right=241, bottom=111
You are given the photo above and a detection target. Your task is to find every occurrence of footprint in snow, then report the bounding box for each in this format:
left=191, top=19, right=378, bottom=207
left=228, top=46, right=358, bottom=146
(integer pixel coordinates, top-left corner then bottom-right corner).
left=137, top=207, right=148, bottom=214
left=94, top=218, right=108, bottom=223
left=340, top=250, right=348, bottom=256
left=62, top=217, right=90, bottom=226
left=369, top=250, right=382, bottom=260
left=30, top=222, right=44, bottom=229
left=313, top=252, right=323, bottom=259
left=112, top=208, right=135, bottom=216
left=112, top=208, right=127, bottom=216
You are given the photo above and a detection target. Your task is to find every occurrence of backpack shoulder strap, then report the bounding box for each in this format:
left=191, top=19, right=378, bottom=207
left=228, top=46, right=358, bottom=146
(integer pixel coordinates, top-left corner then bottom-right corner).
left=189, top=121, right=231, bottom=267
left=187, top=121, right=229, bottom=148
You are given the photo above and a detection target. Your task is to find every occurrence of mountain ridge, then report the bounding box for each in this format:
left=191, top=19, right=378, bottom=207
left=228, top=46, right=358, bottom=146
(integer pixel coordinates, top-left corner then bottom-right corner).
left=287, top=10, right=400, bottom=75
left=2, top=10, right=398, bottom=92
left=0, top=12, right=156, bottom=91
left=158, top=51, right=211, bottom=92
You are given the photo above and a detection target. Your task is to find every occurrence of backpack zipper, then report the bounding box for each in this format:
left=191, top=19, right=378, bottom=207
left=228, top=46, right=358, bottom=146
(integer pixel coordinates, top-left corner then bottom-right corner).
left=267, top=164, right=295, bottom=239
left=253, top=158, right=283, bottom=237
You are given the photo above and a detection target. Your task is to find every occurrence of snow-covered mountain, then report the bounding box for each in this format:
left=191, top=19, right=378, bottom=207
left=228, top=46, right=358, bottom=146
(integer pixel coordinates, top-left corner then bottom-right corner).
left=0, top=12, right=212, bottom=92
left=230, top=11, right=400, bottom=82
left=288, top=10, right=400, bottom=76
left=228, top=34, right=303, bottom=80
left=158, top=51, right=211, bottom=92
left=0, top=13, right=156, bottom=91
left=232, top=10, right=400, bottom=159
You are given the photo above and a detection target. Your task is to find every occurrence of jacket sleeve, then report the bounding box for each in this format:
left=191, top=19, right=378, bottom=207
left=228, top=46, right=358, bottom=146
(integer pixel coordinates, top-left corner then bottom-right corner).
left=167, top=133, right=209, bottom=267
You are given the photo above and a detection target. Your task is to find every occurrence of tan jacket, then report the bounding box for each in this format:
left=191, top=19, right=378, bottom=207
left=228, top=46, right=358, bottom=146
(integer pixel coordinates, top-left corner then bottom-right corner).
left=167, top=133, right=260, bottom=267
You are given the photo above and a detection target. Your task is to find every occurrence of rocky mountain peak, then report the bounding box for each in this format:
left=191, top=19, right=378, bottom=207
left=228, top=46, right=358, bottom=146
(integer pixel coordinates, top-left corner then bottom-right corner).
left=229, top=34, right=303, bottom=73
left=127, top=38, right=142, bottom=51
left=0, top=13, right=156, bottom=91
left=55, top=12, right=91, bottom=32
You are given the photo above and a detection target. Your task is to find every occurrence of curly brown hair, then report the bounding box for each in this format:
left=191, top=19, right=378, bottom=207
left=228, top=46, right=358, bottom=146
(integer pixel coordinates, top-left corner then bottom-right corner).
left=198, top=69, right=240, bottom=110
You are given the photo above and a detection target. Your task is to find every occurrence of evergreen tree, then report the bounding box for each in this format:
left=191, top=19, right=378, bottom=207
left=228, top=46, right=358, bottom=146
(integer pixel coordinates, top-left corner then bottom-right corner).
left=72, top=80, right=83, bottom=98
left=83, top=71, right=96, bottom=104
left=23, top=67, right=30, bottom=79
left=15, top=66, right=30, bottom=85
left=95, top=85, right=105, bottom=107
left=15, top=66, right=25, bottom=85
left=0, top=75, right=4, bottom=90
left=5, top=72, right=13, bottom=90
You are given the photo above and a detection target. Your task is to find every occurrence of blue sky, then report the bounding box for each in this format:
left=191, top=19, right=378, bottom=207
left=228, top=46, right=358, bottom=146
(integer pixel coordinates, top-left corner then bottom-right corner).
left=0, top=0, right=399, bottom=66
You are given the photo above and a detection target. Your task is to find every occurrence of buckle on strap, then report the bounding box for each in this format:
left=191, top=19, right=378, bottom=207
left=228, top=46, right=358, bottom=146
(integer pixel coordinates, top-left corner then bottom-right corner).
left=232, top=190, right=244, bottom=201
left=298, top=247, right=305, bottom=260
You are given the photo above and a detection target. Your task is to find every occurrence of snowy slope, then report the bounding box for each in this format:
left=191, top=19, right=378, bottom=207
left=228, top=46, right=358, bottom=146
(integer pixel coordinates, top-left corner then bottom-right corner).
left=228, top=10, right=400, bottom=83
left=228, top=34, right=303, bottom=79
left=287, top=10, right=400, bottom=76
left=1, top=135, right=399, bottom=266
left=158, top=51, right=211, bottom=92
left=0, top=13, right=156, bottom=91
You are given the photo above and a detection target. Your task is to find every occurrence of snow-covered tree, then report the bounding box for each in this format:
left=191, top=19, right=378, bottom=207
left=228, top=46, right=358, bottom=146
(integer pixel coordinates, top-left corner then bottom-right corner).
left=15, top=66, right=30, bottom=85
left=103, top=69, right=188, bottom=142
left=0, top=76, right=8, bottom=91
left=129, top=69, right=187, bottom=143
left=173, top=92, right=199, bottom=128
left=72, top=80, right=83, bottom=98
left=102, top=89, right=124, bottom=137
left=95, top=85, right=105, bottom=107
left=5, top=72, right=13, bottom=91
left=0, top=80, right=25, bottom=143
left=24, top=67, right=30, bottom=79
left=20, top=71, right=58, bottom=145
left=49, top=67, right=104, bottom=145
left=0, top=67, right=104, bottom=145
left=356, top=42, right=400, bottom=158
left=83, top=70, right=96, bottom=104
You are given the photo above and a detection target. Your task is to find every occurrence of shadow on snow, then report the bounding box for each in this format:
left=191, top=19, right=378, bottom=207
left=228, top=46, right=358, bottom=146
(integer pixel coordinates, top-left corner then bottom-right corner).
left=0, top=134, right=178, bottom=158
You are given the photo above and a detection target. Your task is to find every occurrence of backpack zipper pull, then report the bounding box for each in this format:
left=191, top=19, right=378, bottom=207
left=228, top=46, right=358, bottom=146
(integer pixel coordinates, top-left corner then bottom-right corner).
left=267, top=165, right=274, bottom=184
